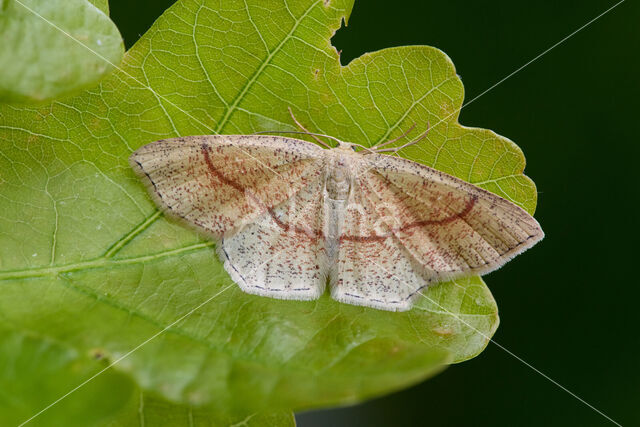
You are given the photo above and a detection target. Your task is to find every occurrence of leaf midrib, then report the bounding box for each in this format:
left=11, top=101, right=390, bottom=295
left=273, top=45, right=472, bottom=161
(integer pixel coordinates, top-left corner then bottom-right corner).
left=0, top=241, right=214, bottom=281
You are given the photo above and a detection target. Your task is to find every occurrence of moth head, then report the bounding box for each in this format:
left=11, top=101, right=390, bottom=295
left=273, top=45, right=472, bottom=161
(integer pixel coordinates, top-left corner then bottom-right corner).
left=336, top=142, right=359, bottom=152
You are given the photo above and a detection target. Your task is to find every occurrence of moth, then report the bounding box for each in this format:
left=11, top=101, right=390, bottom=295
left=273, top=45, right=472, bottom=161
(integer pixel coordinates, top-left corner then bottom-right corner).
left=130, top=125, right=543, bottom=311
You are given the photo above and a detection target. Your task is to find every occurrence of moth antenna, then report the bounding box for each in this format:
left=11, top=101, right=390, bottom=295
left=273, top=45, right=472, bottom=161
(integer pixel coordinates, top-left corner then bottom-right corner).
left=371, top=123, right=417, bottom=150
left=288, top=107, right=333, bottom=149
left=350, top=142, right=378, bottom=155
left=374, top=122, right=430, bottom=154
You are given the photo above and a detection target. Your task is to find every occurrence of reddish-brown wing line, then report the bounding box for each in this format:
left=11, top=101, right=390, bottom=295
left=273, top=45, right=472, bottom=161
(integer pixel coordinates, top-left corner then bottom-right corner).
left=130, top=135, right=543, bottom=311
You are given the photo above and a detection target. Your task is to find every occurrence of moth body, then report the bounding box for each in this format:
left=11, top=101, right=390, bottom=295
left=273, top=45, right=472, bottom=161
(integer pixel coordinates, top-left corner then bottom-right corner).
left=322, top=148, right=351, bottom=266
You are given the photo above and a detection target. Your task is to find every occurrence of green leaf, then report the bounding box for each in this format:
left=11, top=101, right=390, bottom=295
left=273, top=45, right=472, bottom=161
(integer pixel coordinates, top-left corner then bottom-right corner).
left=0, top=0, right=537, bottom=419
left=0, top=0, right=123, bottom=103
left=87, top=0, right=110, bottom=15
left=0, top=328, right=294, bottom=426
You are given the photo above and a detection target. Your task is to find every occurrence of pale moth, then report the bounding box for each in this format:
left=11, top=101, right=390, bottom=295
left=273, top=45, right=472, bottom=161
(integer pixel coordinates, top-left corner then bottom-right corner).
left=130, top=115, right=543, bottom=311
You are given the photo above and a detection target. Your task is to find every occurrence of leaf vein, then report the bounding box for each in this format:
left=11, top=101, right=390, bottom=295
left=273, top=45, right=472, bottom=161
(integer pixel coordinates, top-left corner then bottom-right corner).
left=214, top=0, right=322, bottom=133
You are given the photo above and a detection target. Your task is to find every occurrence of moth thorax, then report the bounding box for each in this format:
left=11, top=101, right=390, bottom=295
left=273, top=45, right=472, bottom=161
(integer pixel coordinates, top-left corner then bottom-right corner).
left=326, top=158, right=351, bottom=201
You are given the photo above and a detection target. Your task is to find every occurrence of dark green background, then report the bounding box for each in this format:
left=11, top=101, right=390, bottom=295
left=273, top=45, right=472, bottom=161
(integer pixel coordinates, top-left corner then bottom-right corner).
left=110, top=0, right=639, bottom=425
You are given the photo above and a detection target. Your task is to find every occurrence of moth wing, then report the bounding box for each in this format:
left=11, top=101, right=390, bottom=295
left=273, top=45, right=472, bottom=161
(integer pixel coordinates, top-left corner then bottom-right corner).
left=331, top=154, right=543, bottom=311
left=361, top=154, right=544, bottom=280
left=218, top=171, right=328, bottom=300
left=331, top=171, right=431, bottom=311
left=130, top=135, right=326, bottom=237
